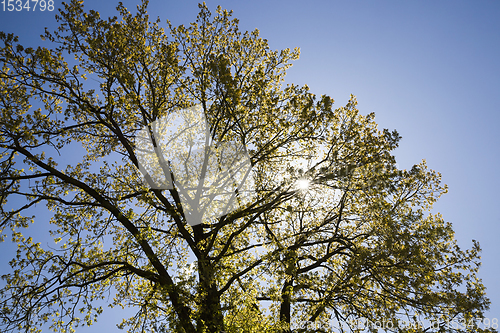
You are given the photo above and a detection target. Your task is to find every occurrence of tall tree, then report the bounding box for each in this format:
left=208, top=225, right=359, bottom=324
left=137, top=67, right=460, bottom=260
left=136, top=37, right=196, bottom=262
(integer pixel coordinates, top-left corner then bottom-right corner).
left=0, top=1, right=494, bottom=332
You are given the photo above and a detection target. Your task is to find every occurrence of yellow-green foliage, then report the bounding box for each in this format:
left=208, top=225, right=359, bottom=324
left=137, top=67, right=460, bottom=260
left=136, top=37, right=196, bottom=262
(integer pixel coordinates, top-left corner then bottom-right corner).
left=0, top=1, right=494, bottom=333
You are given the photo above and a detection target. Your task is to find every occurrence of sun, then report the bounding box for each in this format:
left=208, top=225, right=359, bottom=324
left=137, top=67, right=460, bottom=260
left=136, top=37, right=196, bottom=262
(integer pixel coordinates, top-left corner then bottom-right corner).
left=296, top=178, right=310, bottom=191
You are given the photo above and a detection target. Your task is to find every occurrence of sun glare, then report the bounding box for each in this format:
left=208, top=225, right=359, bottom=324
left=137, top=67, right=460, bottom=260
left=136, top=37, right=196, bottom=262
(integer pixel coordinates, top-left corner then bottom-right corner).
left=296, top=179, right=310, bottom=191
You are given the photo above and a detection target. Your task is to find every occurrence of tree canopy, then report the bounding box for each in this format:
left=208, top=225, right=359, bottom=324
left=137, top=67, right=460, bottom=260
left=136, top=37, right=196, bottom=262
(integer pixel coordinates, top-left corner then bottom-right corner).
left=0, top=1, right=495, bottom=332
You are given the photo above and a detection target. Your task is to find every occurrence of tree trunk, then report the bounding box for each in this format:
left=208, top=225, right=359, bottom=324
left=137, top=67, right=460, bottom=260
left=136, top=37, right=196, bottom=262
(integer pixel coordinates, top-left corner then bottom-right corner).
left=280, top=249, right=297, bottom=333
left=193, top=225, right=224, bottom=332
left=280, top=279, right=293, bottom=333
left=197, top=257, right=225, bottom=332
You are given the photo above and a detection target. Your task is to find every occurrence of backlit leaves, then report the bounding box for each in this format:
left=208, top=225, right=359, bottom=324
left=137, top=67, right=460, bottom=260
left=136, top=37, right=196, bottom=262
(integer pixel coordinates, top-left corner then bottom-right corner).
left=0, top=1, right=494, bottom=333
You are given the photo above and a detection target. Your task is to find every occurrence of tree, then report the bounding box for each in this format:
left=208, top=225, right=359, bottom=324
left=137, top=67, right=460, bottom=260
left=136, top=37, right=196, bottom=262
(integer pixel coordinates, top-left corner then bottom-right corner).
left=0, top=1, right=495, bottom=332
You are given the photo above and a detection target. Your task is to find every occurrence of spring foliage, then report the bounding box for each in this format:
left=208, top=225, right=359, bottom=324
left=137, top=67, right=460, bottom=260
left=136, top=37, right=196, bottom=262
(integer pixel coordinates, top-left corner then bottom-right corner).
left=0, top=1, right=494, bottom=332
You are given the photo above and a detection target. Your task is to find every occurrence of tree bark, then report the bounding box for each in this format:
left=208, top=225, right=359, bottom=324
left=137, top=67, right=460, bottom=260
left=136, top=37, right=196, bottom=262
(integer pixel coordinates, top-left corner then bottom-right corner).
left=280, top=279, right=293, bottom=333
left=194, top=226, right=225, bottom=332
left=279, top=249, right=296, bottom=333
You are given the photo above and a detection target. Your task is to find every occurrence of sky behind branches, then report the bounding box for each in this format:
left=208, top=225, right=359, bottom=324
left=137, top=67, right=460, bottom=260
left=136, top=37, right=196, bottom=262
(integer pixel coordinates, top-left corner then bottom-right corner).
left=1, top=0, right=499, bottom=330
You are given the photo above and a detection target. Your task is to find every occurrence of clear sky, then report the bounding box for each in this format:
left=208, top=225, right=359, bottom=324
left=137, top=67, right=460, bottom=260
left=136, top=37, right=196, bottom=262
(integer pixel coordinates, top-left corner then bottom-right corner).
left=1, top=0, right=499, bottom=330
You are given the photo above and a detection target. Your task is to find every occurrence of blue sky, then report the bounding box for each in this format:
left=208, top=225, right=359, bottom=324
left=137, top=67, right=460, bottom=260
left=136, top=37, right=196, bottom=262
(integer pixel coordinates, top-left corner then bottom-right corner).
left=1, top=0, right=499, bottom=330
